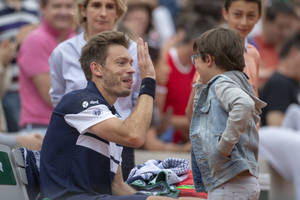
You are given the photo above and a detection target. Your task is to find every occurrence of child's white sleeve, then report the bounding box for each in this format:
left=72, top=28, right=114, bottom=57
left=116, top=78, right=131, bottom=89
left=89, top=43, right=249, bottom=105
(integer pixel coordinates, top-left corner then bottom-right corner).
left=215, top=81, right=255, bottom=156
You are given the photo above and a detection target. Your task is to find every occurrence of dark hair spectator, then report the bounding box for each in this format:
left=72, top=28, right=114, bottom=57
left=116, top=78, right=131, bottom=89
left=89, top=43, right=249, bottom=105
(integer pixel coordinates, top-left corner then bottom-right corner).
left=279, top=31, right=300, bottom=59
left=261, top=31, right=300, bottom=126
left=225, top=0, right=262, bottom=14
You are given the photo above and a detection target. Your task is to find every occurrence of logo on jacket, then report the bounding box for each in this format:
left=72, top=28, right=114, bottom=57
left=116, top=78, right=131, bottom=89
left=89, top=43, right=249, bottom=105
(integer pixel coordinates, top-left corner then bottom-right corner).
left=93, top=109, right=101, bottom=116
left=90, top=100, right=99, bottom=105
left=82, top=101, right=89, bottom=108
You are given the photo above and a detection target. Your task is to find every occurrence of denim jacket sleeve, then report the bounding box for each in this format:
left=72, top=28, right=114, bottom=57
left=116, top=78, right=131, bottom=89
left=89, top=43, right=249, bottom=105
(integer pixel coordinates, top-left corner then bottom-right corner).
left=214, top=81, right=255, bottom=156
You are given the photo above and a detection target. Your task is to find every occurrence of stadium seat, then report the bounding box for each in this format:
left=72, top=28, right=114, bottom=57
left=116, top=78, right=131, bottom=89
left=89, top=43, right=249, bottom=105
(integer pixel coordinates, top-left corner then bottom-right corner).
left=0, top=144, right=29, bottom=200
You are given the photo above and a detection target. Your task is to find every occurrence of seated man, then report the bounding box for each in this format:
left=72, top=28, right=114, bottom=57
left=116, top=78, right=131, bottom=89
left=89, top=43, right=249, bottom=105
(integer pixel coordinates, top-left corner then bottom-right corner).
left=40, top=31, right=198, bottom=200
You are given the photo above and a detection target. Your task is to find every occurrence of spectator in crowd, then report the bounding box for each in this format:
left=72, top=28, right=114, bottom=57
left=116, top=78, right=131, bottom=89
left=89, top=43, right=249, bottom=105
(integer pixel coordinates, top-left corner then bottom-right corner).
left=17, top=0, right=76, bottom=135
left=0, top=0, right=40, bottom=132
left=160, top=13, right=216, bottom=144
left=0, top=40, right=16, bottom=132
left=223, top=0, right=262, bottom=95
left=159, top=0, right=180, bottom=22
left=49, top=0, right=139, bottom=180
left=190, top=27, right=266, bottom=200
left=187, top=0, right=224, bottom=24
left=253, top=1, right=297, bottom=90
left=121, top=0, right=154, bottom=42
left=0, top=41, right=14, bottom=103
left=261, top=32, right=300, bottom=126
left=0, top=39, right=43, bottom=150
left=152, top=0, right=176, bottom=45
left=0, top=132, right=43, bottom=150
left=40, top=30, right=199, bottom=200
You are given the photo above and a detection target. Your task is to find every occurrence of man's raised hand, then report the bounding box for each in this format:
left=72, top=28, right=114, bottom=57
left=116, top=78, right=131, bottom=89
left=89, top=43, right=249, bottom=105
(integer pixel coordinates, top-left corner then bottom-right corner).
left=137, top=37, right=156, bottom=80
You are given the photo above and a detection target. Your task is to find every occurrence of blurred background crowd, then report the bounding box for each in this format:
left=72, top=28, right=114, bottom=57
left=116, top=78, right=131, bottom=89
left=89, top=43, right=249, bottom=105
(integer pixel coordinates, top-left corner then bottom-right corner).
left=0, top=0, right=300, bottom=197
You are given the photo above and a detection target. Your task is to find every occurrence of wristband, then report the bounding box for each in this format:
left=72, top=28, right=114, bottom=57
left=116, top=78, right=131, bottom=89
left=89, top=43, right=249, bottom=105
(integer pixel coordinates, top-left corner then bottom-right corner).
left=139, top=77, right=156, bottom=99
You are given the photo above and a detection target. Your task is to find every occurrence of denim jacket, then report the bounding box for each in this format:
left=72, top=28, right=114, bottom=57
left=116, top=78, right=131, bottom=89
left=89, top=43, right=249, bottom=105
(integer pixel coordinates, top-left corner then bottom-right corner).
left=190, top=71, right=266, bottom=192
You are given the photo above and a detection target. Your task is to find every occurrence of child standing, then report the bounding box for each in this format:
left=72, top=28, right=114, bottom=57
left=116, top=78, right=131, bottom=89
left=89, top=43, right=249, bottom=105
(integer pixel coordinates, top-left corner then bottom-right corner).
left=186, top=0, right=262, bottom=120
left=190, top=27, right=266, bottom=200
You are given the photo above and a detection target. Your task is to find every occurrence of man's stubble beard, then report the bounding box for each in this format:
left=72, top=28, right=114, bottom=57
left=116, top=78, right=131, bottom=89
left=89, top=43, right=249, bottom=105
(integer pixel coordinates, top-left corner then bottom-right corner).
left=103, top=78, right=131, bottom=98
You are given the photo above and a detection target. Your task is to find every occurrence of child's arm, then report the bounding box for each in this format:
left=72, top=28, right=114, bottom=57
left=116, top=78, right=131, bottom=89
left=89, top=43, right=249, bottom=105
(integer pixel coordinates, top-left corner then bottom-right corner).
left=215, top=81, right=255, bottom=157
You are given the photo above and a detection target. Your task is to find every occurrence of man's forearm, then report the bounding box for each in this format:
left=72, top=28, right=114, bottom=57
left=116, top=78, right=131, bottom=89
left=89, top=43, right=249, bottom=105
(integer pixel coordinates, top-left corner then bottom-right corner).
left=122, top=92, right=154, bottom=144
left=88, top=84, right=155, bottom=148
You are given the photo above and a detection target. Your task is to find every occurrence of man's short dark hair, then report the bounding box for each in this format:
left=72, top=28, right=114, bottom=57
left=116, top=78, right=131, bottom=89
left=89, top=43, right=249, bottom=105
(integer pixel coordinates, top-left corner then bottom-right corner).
left=79, top=31, right=129, bottom=81
left=193, top=27, right=245, bottom=71
left=279, top=31, right=300, bottom=59
left=224, top=0, right=262, bottom=14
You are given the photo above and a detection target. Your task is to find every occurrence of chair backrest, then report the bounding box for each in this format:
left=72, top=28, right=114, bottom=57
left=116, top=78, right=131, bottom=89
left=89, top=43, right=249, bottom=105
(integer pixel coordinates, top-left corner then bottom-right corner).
left=0, top=144, right=29, bottom=200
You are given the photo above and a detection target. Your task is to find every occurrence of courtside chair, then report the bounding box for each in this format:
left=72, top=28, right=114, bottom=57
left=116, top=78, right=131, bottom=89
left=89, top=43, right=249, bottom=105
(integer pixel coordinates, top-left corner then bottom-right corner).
left=0, top=144, right=29, bottom=200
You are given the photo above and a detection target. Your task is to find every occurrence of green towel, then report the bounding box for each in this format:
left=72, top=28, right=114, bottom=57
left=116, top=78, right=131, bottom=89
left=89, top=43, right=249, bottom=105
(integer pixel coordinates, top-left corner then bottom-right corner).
left=129, top=171, right=180, bottom=198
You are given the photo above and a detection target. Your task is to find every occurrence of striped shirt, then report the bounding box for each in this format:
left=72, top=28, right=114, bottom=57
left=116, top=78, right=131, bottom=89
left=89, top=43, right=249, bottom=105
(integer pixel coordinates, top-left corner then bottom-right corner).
left=0, top=0, right=40, bottom=91
left=40, top=81, right=123, bottom=199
